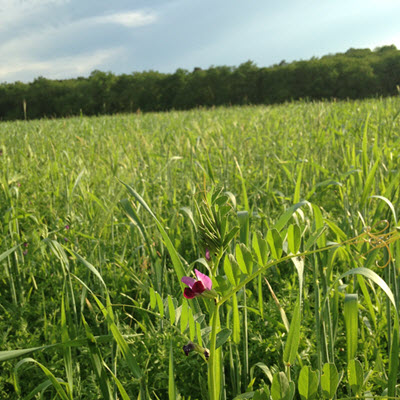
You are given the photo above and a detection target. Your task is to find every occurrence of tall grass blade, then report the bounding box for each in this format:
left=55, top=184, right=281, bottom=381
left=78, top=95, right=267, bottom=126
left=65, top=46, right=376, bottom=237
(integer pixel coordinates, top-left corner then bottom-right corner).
left=14, top=358, right=71, bottom=400
left=283, top=296, right=301, bottom=367
left=360, top=157, right=380, bottom=208
left=82, top=314, right=113, bottom=400
left=344, top=294, right=358, bottom=363
left=274, top=201, right=309, bottom=233
left=168, top=339, right=177, bottom=400
left=91, top=292, right=143, bottom=380
left=61, top=292, right=73, bottom=397
left=388, top=322, right=399, bottom=397
left=120, top=180, right=186, bottom=286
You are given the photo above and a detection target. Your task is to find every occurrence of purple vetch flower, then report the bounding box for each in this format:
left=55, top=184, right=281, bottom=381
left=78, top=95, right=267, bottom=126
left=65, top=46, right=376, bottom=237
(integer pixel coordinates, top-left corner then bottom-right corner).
left=183, top=342, right=195, bottom=356
left=23, top=242, right=28, bottom=248
left=181, top=269, right=216, bottom=299
left=205, top=248, right=211, bottom=261
left=183, top=341, right=210, bottom=360
left=65, top=225, right=70, bottom=230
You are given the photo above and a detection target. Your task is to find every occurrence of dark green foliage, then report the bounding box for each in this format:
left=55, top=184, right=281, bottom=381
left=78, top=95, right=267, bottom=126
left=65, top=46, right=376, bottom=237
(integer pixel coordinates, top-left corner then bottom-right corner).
left=2, top=45, right=400, bottom=120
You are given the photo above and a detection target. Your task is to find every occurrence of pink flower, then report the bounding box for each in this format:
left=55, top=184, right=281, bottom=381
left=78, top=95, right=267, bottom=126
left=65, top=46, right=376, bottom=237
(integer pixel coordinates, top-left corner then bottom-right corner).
left=181, top=269, right=213, bottom=299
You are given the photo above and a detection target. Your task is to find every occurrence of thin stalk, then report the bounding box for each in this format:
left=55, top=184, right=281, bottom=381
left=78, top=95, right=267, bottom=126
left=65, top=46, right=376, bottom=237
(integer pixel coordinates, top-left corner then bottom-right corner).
left=312, top=253, right=323, bottom=374
left=242, top=286, right=248, bottom=390
left=208, top=302, right=221, bottom=400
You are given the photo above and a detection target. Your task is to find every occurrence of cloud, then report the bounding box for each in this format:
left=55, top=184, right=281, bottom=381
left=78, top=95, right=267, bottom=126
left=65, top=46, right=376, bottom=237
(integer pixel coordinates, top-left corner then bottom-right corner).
left=92, top=11, right=157, bottom=28
left=0, top=48, right=123, bottom=82
left=0, top=2, right=158, bottom=82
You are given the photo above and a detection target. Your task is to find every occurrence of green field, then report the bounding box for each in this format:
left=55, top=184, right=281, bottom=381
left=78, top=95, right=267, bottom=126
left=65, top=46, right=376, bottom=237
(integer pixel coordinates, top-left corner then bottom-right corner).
left=1, top=98, right=400, bottom=399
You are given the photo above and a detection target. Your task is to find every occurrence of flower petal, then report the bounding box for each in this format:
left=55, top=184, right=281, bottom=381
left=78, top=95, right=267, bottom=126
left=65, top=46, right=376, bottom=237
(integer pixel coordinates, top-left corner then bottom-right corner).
left=192, top=280, right=206, bottom=294
left=183, top=342, right=195, bottom=356
left=183, top=287, right=197, bottom=299
left=194, top=269, right=212, bottom=291
left=181, top=276, right=196, bottom=289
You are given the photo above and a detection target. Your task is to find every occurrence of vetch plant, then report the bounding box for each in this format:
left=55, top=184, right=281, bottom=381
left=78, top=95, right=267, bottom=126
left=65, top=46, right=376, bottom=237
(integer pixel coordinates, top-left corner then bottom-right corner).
left=122, top=181, right=400, bottom=400
left=181, top=269, right=217, bottom=299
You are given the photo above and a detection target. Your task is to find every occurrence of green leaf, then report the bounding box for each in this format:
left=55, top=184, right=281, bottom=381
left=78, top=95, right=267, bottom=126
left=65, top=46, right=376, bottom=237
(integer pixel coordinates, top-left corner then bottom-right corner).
left=388, top=323, right=399, bottom=397
left=0, top=346, right=53, bottom=363
left=253, top=231, right=269, bottom=266
left=232, top=293, right=240, bottom=344
left=238, top=210, right=250, bottom=246
left=235, top=243, right=253, bottom=274
left=120, top=198, right=154, bottom=257
left=344, top=294, right=358, bottom=362
left=0, top=244, right=19, bottom=263
left=287, top=224, right=301, bottom=254
left=274, top=200, right=309, bottom=232
left=92, top=293, right=143, bottom=379
left=267, top=229, right=282, bottom=260
left=168, top=295, right=175, bottom=324
left=120, top=180, right=186, bottom=287
left=348, top=359, right=363, bottom=395
left=104, top=363, right=132, bottom=400
left=291, top=256, right=304, bottom=303
left=14, top=358, right=71, bottom=400
left=271, top=371, right=291, bottom=400
left=311, top=204, right=326, bottom=248
left=334, top=267, right=397, bottom=312
left=228, top=254, right=242, bottom=285
left=189, top=308, right=195, bottom=341
left=156, top=292, right=164, bottom=319
left=298, top=366, right=319, bottom=400
left=293, top=163, right=303, bottom=204
left=251, top=362, right=273, bottom=384
left=149, top=287, right=156, bottom=310
left=196, top=322, right=203, bottom=347
left=61, top=293, right=73, bottom=396
left=168, top=339, right=176, bottom=400
left=283, top=297, right=301, bottom=366
left=362, top=113, right=370, bottom=179
left=216, top=328, right=232, bottom=349
left=357, top=275, right=376, bottom=329
left=69, top=250, right=106, bottom=288
left=224, top=255, right=237, bottom=286
left=321, top=363, right=339, bottom=399
left=180, top=300, right=189, bottom=333
left=82, top=315, right=113, bottom=400
left=223, top=226, right=240, bottom=248
left=360, top=156, right=380, bottom=207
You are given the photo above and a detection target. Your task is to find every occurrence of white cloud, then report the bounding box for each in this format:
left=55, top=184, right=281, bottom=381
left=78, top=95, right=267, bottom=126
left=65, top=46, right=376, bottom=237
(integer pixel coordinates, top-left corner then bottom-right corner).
left=0, top=3, right=157, bottom=82
left=0, top=48, right=123, bottom=82
left=0, top=0, right=69, bottom=27
left=92, top=11, right=157, bottom=28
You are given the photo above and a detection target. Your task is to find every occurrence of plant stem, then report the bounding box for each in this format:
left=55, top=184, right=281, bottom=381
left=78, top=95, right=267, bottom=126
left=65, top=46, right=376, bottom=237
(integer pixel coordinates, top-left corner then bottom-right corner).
left=208, top=302, right=221, bottom=400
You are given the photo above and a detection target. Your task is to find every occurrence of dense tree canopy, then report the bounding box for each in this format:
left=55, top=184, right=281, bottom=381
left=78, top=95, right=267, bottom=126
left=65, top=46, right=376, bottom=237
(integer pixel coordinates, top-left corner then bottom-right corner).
left=1, top=45, right=400, bottom=120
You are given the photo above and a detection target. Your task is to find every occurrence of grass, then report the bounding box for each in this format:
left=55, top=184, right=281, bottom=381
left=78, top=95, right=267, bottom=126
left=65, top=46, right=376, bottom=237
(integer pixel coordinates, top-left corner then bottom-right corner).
left=0, top=97, right=400, bottom=399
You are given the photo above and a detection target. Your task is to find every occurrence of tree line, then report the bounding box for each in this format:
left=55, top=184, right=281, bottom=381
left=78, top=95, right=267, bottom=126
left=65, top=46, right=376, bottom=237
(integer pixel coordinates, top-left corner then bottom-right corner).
left=1, top=45, right=400, bottom=120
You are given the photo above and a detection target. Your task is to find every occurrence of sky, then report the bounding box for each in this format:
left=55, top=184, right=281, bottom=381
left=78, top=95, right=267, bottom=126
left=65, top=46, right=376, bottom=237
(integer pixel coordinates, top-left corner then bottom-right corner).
left=1, top=0, right=400, bottom=84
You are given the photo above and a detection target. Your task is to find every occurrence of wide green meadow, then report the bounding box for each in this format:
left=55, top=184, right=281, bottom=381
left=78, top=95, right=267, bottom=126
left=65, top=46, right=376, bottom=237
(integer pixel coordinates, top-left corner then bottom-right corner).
left=1, top=98, right=400, bottom=399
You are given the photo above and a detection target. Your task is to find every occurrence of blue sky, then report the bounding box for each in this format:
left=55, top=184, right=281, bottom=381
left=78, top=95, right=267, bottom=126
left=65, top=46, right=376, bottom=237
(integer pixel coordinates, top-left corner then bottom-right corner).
left=1, top=0, right=400, bottom=83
